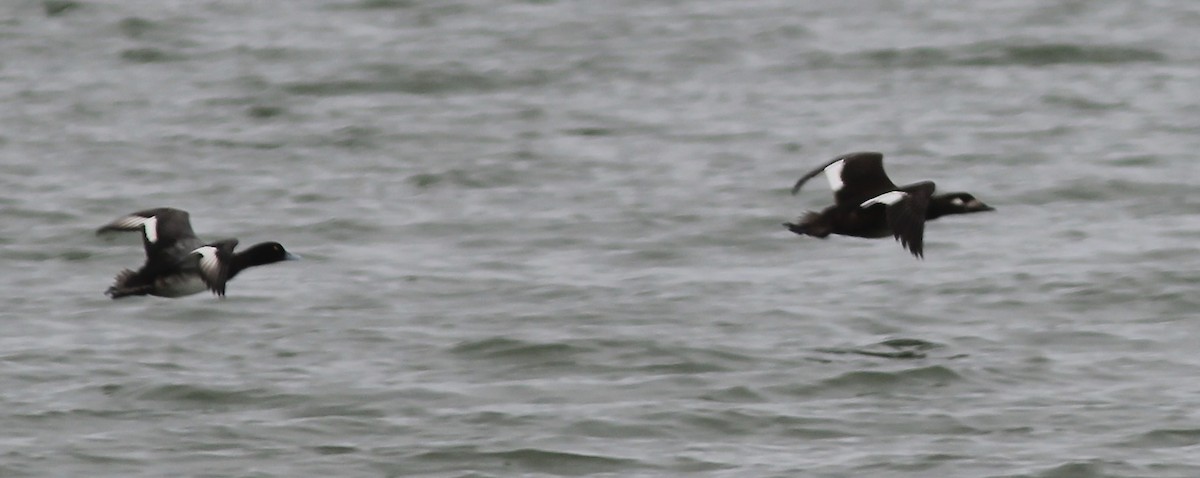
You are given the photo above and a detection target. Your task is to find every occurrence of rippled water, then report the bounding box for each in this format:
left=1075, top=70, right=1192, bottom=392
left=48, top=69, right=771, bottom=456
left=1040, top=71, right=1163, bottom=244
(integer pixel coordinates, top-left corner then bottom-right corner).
left=2, top=1, right=1200, bottom=476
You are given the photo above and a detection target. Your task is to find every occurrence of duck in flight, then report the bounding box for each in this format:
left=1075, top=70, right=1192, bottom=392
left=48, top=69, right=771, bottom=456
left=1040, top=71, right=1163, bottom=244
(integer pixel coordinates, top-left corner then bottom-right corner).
left=97, top=207, right=299, bottom=298
left=784, top=152, right=993, bottom=258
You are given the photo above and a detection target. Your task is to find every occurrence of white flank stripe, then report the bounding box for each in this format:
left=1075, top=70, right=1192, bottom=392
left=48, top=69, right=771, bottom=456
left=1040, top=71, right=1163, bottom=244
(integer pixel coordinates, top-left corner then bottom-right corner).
left=193, top=246, right=219, bottom=277
left=143, top=216, right=159, bottom=243
left=861, top=191, right=908, bottom=207
left=823, top=159, right=845, bottom=192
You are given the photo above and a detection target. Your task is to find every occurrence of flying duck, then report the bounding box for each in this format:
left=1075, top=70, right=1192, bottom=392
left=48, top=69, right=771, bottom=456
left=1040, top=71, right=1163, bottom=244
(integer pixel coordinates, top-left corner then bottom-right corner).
left=783, top=152, right=993, bottom=258
left=97, top=207, right=298, bottom=298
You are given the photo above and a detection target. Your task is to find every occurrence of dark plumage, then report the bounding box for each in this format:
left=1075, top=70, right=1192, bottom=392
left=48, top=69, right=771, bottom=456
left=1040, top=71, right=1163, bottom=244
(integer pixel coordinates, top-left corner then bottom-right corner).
left=97, top=207, right=299, bottom=298
left=783, top=152, right=993, bottom=258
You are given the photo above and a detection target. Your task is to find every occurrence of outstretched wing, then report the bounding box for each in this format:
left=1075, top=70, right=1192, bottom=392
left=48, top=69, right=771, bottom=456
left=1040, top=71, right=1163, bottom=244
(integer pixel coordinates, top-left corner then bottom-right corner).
left=97, top=208, right=198, bottom=262
left=791, top=152, right=898, bottom=206
left=860, top=181, right=936, bottom=258
left=185, top=239, right=238, bottom=297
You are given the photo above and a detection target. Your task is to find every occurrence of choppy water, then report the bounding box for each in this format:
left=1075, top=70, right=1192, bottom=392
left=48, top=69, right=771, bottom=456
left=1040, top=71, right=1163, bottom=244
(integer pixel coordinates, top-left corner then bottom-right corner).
left=2, top=1, right=1200, bottom=476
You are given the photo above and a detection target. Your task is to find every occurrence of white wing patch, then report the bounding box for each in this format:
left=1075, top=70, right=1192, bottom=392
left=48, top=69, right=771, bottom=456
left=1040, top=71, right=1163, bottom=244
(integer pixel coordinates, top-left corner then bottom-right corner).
left=861, top=191, right=908, bottom=207
left=951, top=197, right=965, bottom=206
left=193, top=246, right=220, bottom=278
left=102, top=214, right=161, bottom=243
left=142, top=216, right=159, bottom=243
left=108, top=215, right=148, bottom=229
left=823, top=159, right=845, bottom=192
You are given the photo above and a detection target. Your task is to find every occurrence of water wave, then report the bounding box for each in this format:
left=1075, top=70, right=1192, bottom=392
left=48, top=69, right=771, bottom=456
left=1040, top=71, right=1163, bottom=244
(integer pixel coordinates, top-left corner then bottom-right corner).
left=119, top=383, right=303, bottom=408
left=817, top=338, right=946, bottom=360
left=119, top=48, right=182, bottom=64
left=450, top=336, right=590, bottom=362
left=838, top=41, right=1165, bottom=69
left=408, top=446, right=648, bottom=475
left=1122, top=428, right=1200, bottom=448
left=283, top=65, right=556, bottom=96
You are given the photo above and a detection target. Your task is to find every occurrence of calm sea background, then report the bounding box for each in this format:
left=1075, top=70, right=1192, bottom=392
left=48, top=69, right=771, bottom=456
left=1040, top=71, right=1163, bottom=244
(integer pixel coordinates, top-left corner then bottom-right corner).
left=2, top=1, right=1199, bottom=477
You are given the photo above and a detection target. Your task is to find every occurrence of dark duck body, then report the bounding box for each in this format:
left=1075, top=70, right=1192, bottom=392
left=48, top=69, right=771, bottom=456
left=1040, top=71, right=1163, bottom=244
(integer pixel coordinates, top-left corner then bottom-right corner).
left=97, top=207, right=299, bottom=298
left=784, top=152, right=993, bottom=258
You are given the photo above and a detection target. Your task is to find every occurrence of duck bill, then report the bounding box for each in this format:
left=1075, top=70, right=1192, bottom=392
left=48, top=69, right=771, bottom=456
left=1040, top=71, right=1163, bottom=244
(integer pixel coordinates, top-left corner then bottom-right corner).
left=967, top=200, right=994, bottom=212
left=285, top=252, right=302, bottom=261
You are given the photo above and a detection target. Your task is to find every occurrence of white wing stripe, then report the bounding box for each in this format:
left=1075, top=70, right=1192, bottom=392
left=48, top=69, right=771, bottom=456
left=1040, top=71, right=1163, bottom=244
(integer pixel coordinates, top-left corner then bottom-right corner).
left=143, top=216, right=159, bottom=243
left=193, top=246, right=220, bottom=278
left=861, top=191, right=908, bottom=207
left=109, top=216, right=148, bottom=229
left=823, top=159, right=845, bottom=192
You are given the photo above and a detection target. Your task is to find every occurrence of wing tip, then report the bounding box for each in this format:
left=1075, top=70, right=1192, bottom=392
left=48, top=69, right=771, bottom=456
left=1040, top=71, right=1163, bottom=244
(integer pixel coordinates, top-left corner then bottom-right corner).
left=789, top=180, right=805, bottom=196
left=203, top=276, right=228, bottom=298
left=894, top=237, right=924, bottom=259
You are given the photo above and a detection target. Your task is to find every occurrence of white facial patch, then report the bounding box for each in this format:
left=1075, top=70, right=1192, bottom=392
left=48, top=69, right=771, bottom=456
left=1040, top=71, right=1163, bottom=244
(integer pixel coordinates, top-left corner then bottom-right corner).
left=142, top=216, right=159, bottom=243
left=823, top=159, right=845, bottom=192
left=861, top=191, right=908, bottom=207
left=193, top=246, right=220, bottom=277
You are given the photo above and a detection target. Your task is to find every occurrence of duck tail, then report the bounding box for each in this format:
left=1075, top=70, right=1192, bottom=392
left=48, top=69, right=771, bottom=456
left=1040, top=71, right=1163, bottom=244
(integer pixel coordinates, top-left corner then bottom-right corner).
left=783, top=211, right=831, bottom=238
left=105, top=269, right=150, bottom=299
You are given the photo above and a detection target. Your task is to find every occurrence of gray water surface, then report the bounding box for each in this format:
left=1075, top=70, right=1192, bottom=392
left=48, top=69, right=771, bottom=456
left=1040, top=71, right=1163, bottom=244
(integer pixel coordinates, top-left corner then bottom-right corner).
left=3, top=1, right=1200, bottom=477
